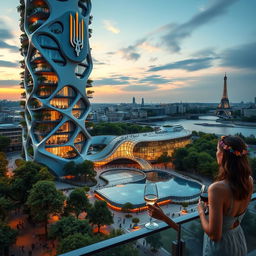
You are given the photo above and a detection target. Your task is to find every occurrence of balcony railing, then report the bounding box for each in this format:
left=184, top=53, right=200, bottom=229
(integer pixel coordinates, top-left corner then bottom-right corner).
left=59, top=193, right=256, bottom=256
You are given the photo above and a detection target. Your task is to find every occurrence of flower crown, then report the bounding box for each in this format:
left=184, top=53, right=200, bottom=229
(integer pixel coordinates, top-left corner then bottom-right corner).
left=219, top=136, right=248, bottom=157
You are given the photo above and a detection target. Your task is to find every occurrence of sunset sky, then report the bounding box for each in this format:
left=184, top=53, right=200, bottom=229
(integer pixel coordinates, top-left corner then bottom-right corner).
left=0, top=0, right=255, bottom=103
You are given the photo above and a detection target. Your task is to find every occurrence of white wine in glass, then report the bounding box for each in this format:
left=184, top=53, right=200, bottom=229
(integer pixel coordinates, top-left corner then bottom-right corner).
left=144, top=182, right=159, bottom=229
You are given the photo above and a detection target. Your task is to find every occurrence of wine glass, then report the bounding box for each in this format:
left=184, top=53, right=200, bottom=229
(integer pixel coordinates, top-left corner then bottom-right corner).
left=144, top=182, right=159, bottom=229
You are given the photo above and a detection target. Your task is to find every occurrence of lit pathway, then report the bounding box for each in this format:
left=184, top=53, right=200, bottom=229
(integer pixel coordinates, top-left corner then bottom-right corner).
left=9, top=210, right=56, bottom=256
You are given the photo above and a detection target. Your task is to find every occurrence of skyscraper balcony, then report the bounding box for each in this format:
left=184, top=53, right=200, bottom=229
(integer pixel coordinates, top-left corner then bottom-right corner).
left=33, top=65, right=54, bottom=74
left=58, top=194, right=256, bottom=256
left=31, top=52, right=43, bottom=62
left=28, top=19, right=45, bottom=32
left=28, top=7, right=49, bottom=17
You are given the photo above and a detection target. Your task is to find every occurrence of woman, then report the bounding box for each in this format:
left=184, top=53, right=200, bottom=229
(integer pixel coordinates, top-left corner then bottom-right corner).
left=148, top=135, right=253, bottom=256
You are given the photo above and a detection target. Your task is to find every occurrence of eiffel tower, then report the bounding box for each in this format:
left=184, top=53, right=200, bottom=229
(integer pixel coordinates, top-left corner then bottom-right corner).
left=216, top=74, right=232, bottom=119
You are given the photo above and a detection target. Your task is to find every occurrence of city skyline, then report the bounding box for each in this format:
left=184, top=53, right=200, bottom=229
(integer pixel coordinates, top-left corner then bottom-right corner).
left=0, top=0, right=256, bottom=103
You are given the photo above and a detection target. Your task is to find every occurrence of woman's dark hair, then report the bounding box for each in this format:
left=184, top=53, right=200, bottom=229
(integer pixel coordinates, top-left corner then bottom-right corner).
left=216, top=135, right=252, bottom=200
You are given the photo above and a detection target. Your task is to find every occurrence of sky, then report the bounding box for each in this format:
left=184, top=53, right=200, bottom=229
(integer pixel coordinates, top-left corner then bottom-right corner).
left=0, top=0, right=255, bottom=103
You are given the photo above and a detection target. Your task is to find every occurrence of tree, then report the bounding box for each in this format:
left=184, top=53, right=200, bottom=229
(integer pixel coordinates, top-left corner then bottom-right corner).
left=88, top=201, right=113, bottom=233
left=49, top=216, right=91, bottom=240
left=75, top=160, right=96, bottom=182
left=121, top=202, right=134, bottom=216
left=172, top=148, right=189, bottom=171
left=0, top=153, right=8, bottom=177
left=183, top=151, right=199, bottom=172
left=0, top=136, right=10, bottom=152
left=26, top=180, right=65, bottom=237
left=181, top=202, right=189, bottom=210
left=63, top=161, right=76, bottom=176
left=14, top=159, right=25, bottom=167
left=132, top=217, right=140, bottom=228
left=36, top=167, right=55, bottom=181
left=11, top=161, right=53, bottom=204
left=0, top=197, right=12, bottom=221
left=157, top=152, right=172, bottom=168
left=0, top=222, right=18, bottom=256
left=66, top=188, right=91, bottom=218
left=146, top=233, right=163, bottom=251
left=57, top=233, right=95, bottom=254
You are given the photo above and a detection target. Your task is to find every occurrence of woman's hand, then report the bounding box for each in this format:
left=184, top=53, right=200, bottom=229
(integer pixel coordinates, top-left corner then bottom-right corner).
left=148, top=203, right=179, bottom=231
left=147, top=203, right=166, bottom=221
left=197, top=199, right=207, bottom=215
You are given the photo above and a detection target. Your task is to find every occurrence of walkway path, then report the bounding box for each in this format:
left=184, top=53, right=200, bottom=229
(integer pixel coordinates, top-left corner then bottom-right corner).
left=9, top=210, right=56, bottom=256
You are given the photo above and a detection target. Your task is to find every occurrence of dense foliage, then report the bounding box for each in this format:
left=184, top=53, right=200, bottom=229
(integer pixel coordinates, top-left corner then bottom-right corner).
left=65, top=188, right=91, bottom=218
left=172, top=132, right=219, bottom=178
left=63, top=160, right=96, bottom=183
left=0, top=222, right=18, bottom=255
left=90, top=122, right=153, bottom=136
left=173, top=132, right=256, bottom=179
left=11, top=161, right=54, bottom=204
left=235, top=133, right=256, bottom=145
left=156, top=152, right=172, bottom=167
left=87, top=201, right=113, bottom=233
left=26, top=181, right=65, bottom=236
left=49, top=216, right=92, bottom=240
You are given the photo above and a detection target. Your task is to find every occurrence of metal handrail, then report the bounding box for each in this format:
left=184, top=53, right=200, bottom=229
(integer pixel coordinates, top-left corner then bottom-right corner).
left=59, top=192, right=256, bottom=256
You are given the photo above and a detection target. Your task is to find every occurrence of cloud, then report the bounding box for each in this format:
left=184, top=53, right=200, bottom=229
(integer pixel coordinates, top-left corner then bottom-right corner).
left=114, top=76, right=133, bottom=81
left=122, top=85, right=159, bottom=91
left=221, top=42, right=256, bottom=69
left=94, top=78, right=129, bottom=86
left=0, top=28, right=14, bottom=40
left=0, top=79, right=19, bottom=85
left=0, top=60, right=19, bottom=67
left=115, top=0, right=237, bottom=61
left=192, top=48, right=217, bottom=58
left=0, top=41, right=19, bottom=52
left=103, top=20, right=120, bottom=34
left=161, top=0, right=238, bottom=52
left=115, top=37, right=147, bottom=61
left=148, top=57, right=216, bottom=72
left=0, top=20, right=19, bottom=52
left=119, top=46, right=141, bottom=61
left=139, top=75, right=172, bottom=84
left=92, top=58, right=105, bottom=65
left=150, top=57, right=158, bottom=62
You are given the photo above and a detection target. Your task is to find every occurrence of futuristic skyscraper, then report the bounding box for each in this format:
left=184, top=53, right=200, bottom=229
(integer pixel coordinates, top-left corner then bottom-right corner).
left=19, top=0, right=93, bottom=176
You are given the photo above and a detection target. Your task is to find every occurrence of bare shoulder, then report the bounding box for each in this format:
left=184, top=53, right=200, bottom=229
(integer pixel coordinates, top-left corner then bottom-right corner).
left=208, top=181, right=227, bottom=195
left=249, top=176, right=254, bottom=193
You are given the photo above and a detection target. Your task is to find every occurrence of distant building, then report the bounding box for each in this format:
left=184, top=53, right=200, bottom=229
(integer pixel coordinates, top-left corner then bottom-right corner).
left=243, top=108, right=256, bottom=118
left=0, top=123, right=22, bottom=151
left=216, top=74, right=232, bottom=119
left=88, top=125, right=191, bottom=168
left=166, top=103, right=186, bottom=115
left=141, top=98, right=144, bottom=107
left=132, top=97, right=136, bottom=106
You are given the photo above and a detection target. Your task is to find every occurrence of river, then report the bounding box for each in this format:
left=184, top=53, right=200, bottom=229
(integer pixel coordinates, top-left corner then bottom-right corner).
left=152, top=116, right=256, bottom=137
